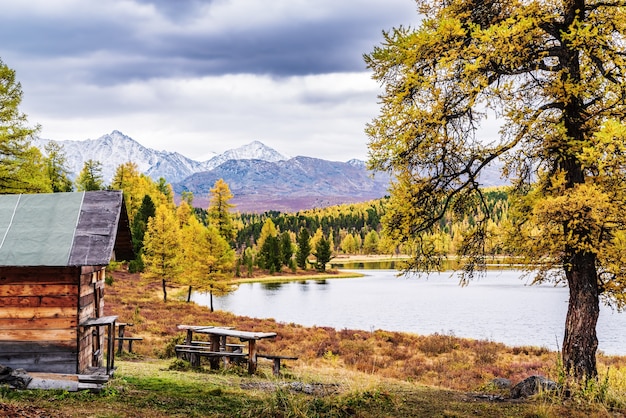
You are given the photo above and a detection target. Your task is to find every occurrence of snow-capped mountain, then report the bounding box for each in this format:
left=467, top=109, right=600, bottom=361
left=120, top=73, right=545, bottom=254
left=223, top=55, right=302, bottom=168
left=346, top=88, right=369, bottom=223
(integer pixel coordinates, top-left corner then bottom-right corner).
left=32, top=131, right=206, bottom=183
left=31, top=130, right=390, bottom=212
left=33, top=131, right=287, bottom=183
left=204, top=140, right=289, bottom=171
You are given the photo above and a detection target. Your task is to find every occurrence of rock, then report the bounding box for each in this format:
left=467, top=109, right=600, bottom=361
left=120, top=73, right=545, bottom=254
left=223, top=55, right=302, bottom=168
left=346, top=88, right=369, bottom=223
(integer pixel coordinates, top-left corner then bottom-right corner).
left=490, top=378, right=512, bottom=389
left=510, top=375, right=557, bottom=399
left=0, top=365, right=32, bottom=389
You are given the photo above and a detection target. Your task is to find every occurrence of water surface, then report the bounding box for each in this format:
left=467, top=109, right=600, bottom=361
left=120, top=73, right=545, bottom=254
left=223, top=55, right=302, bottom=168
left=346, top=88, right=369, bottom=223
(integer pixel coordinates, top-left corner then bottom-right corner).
left=192, top=269, right=626, bottom=355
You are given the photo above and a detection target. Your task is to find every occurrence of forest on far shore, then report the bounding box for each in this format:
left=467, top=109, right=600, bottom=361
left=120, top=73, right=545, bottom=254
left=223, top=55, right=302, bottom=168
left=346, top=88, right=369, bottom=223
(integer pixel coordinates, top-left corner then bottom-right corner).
left=225, top=187, right=509, bottom=258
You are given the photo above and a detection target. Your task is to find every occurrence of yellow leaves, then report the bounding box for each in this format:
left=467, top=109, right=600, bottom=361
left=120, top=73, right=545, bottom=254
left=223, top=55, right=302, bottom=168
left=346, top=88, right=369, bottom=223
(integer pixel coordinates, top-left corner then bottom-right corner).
left=256, top=218, right=278, bottom=251
left=180, top=217, right=234, bottom=292
left=433, top=17, right=466, bottom=45
left=561, top=17, right=600, bottom=51
left=528, top=182, right=613, bottom=257
left=368, top=0, right=626, bottom=294
left=142, top=204, right=182, bottom=282
left=581, top=120, right=626, bottom=178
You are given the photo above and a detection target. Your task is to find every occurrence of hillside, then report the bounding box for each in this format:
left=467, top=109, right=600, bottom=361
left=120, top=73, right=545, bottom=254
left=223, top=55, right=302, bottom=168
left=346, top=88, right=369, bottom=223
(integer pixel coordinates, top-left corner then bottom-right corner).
left=175, top=157, right=391, bottom=212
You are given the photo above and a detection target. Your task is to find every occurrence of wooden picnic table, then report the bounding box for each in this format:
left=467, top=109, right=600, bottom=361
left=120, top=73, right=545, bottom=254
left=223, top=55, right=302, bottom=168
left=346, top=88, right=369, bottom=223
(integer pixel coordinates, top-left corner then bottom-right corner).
left=177, top=325, right=277, bottom=374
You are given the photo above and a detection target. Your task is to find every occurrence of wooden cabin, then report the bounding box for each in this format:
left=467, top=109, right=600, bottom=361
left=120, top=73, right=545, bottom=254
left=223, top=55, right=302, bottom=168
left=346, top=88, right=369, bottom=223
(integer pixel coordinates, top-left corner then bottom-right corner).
left=0, top=191, right=133, bottom=375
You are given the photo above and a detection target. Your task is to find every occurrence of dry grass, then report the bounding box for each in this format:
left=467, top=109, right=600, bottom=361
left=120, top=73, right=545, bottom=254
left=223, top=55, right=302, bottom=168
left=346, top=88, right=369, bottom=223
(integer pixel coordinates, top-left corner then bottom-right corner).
left=104, top=267, right=595, bottom=393
left=99, top=265, right=626, bottom=416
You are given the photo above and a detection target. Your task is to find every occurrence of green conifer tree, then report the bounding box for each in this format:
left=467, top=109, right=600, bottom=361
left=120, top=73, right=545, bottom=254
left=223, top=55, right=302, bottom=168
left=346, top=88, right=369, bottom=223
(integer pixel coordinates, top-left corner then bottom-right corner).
left=296, top=227, right=311, bottom=269
left=0, top=59, right=51, bottom=193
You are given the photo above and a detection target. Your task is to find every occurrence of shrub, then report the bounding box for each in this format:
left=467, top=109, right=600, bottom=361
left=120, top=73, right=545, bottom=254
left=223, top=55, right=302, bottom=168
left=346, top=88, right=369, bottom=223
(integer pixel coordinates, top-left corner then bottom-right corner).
left=158, top=334, right=185, bottom=359
left=105, top=274, right=114, bottom=286
left=418, top=333, right=459, bottom=356
left=128, top=258, right=144, bottom=273
left=474, top=341, right=500, bottom=365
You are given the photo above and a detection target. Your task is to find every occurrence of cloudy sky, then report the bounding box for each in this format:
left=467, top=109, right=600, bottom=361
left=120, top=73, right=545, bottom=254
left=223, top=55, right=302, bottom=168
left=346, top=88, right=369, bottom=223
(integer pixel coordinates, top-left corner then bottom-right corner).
left=0, top=0, right=421, bottom=162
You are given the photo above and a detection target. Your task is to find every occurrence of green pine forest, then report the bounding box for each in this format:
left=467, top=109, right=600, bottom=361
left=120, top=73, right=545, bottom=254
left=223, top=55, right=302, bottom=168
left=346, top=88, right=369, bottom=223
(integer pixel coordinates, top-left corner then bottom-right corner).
left=227, top=187, right=510, bottom=258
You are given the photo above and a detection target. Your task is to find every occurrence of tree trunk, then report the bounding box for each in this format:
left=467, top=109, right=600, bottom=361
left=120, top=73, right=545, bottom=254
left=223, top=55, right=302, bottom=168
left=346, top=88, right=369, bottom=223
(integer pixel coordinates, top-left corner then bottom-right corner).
left=162, top=278, right=167, bottom=302
left=210, top=290, right=214, bottom=313
left=562, top=252, right=599, bottom=380
left=559, top=5, right=597, bottom=374
left=187, top=285, right=192, bottom=303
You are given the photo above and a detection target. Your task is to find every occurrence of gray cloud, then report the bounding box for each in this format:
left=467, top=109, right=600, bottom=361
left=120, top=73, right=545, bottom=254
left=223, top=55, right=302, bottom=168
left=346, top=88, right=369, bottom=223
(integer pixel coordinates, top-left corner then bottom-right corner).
left=1, top=0, right=417, bottom=83
left=0, top=0, right=420, bottom=161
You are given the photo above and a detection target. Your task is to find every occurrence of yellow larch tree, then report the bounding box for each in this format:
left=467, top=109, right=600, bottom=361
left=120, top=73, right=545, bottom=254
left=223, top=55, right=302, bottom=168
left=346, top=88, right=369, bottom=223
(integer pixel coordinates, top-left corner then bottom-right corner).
left=142, top=204, right=181, bottom=302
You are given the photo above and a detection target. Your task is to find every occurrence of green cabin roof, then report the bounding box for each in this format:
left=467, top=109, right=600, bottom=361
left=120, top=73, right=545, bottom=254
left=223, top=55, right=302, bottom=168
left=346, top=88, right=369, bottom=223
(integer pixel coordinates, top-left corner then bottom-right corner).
left=0, top=191, right=133, bottom=267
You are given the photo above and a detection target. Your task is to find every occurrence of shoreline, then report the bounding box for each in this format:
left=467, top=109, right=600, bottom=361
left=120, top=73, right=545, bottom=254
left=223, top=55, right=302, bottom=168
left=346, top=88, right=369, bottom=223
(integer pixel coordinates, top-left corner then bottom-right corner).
left=233, top=269, right=365, bottom=284
left=236, top=254, right=530, bottom=285
left=229, top=254, right=406, bottom=284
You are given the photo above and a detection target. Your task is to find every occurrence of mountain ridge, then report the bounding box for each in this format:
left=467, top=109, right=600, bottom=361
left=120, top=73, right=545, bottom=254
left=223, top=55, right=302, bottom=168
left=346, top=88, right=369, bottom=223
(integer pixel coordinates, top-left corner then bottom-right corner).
left=174, top=156, right=391, bottom=212
left=33, top=130, right=292, bottom=184
left=32, top=131, right=391, bottom=212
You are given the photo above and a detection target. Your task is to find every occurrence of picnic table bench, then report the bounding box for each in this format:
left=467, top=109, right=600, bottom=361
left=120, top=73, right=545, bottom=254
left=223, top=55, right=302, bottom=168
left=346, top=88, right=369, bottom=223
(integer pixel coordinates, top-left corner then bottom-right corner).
left=115, top=323, right=143, bottom=355
left=175, top=344, right=248, bottom=368
left=257, top=353, right=299, bottom=376
left=177, top=325, right=278, bottom=374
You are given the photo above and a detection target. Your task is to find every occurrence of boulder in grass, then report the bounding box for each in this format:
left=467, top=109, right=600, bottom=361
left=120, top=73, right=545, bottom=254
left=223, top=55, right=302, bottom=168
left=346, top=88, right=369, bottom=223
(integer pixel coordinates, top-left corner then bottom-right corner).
left=490, top=378, right=512, bottom=389
left=510, top=375, right=558, bottom=398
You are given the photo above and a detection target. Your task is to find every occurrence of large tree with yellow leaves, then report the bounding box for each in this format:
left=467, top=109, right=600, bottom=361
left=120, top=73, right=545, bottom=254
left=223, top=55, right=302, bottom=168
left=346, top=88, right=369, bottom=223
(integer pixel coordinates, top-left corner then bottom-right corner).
left=365, top=0, right=626, bottom=379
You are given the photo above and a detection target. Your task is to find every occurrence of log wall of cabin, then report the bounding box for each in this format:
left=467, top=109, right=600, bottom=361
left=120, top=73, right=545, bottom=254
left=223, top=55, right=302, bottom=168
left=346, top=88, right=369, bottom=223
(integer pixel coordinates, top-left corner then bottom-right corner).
left=0, top=266, right=80, bottom=374
left=77, top=266, right=106, bottom=373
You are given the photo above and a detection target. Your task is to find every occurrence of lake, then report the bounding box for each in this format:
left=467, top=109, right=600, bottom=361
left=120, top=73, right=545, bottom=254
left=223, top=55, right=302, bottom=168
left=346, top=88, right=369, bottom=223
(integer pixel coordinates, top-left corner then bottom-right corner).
left=191, top=269, right=626, bottom=355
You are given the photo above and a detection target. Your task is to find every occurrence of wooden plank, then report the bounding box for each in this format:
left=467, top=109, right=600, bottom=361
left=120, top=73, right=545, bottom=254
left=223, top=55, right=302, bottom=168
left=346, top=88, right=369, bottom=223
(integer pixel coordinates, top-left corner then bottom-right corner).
left=29, top=372, right=80, bottom=382
left=81, top=266, right=100, bottom=275
left=79, top=293, right=95, bottom=308
left=0, top=341, right=76, bottom=353
left=80, top=316, right=117, bottom=327
left=257, top=354, right=299, bottom=360
left=80, top=283, right=95, bottom=298
left=0, top=295, right=78, bottom=308
left=192, top=327, right=277, bottom=340
left=0, top=328, right=76, bottom=342
left=4, top=352, right=77, bottom=363
left=0, top=354, right=77, bottom=374
left=177, top=325, right=215, bottom=331
left=0, top=317, right=76, bottom=329
left=175, top=344, right=211, bottom=350
left=175, top=349, right=247, bottom=357
left=0, top=267, right=80, bottom=285
left=78, top=307, right=92, bottom=324
left=27, top=378, right=80, bottom=391
left=0, top=306, right=76, bottom=319
left=0, top=284, right=77, bottom=297
left=257, top=355, right=298, bottom=376
left=78, top=349, right=92, bottom=372
left=80, top=271, right=104, bottom=287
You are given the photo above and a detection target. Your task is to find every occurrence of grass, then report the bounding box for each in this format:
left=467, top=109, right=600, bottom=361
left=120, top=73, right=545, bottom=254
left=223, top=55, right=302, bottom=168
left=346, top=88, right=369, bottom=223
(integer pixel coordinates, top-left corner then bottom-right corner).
left=0, top=359, right=576, bottom=417
left=2, top=266, right=625, bottom=417
left=4, top=359, right=624, bottom=417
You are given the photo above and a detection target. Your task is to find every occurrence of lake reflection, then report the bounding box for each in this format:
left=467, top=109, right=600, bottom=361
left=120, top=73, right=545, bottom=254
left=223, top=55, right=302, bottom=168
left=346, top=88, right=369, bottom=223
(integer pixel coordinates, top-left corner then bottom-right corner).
left=191, top=269, right=626, bottom=355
